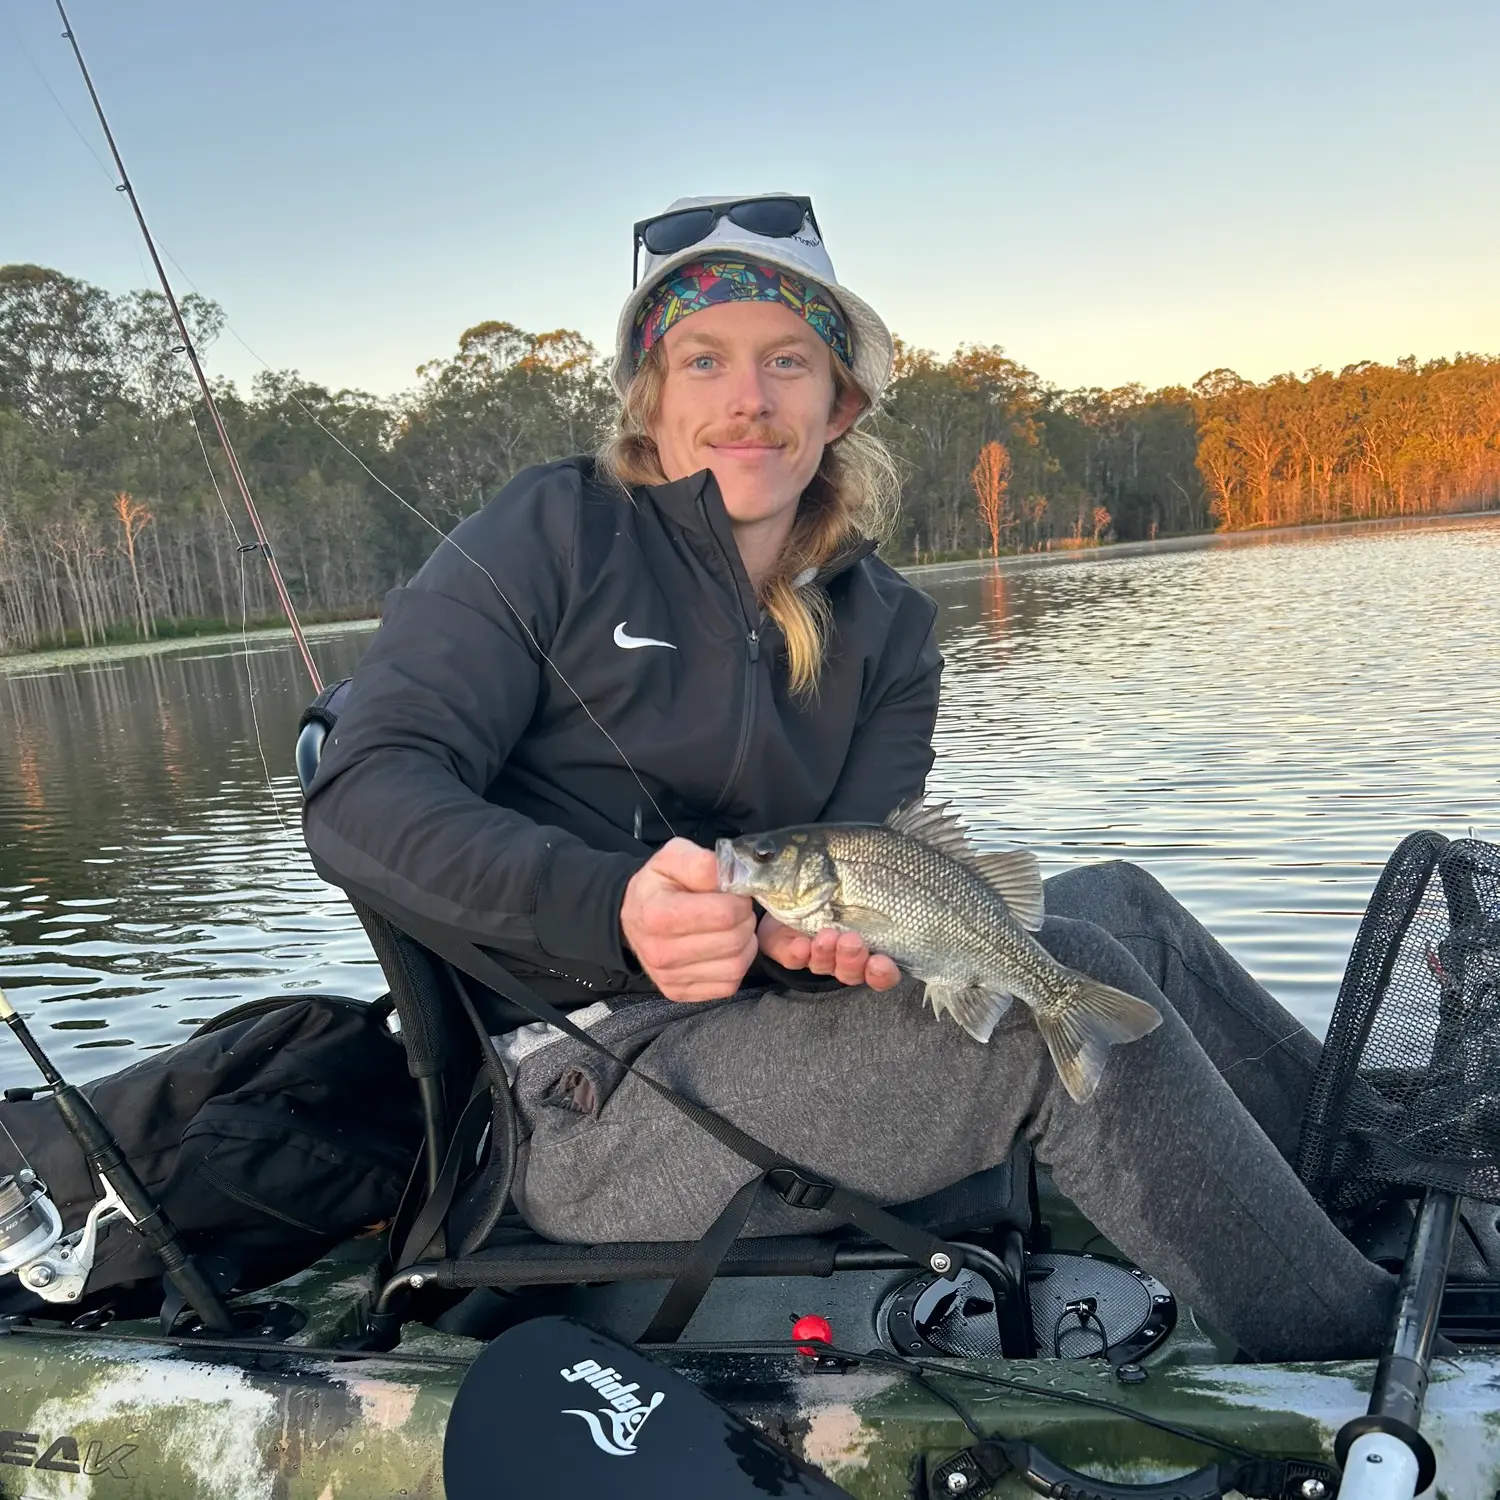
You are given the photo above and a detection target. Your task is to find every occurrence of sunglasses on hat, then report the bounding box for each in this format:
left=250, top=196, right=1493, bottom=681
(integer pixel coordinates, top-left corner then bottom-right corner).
left=631, top=195, right=821, bottom=288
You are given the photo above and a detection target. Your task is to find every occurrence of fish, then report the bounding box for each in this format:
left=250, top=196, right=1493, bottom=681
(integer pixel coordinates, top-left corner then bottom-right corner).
left=716, top=802, right=1163, bottom=1103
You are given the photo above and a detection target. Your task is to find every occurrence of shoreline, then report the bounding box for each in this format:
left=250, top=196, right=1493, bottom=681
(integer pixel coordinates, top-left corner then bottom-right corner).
left=3, top=507, right=1495, bottom=674
left=902, top=506, right=1500, bottom=579
left=0, top=616, right=381, bottom=676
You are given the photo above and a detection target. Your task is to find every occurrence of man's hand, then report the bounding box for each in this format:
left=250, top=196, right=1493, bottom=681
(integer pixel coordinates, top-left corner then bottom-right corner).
left=621, top=839, right=758, bottom=1002
left=757, top=913, right=902, bottom=990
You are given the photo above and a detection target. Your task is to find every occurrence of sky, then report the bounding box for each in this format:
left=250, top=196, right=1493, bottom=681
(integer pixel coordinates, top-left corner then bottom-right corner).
left=3, top=0, right=1497, bottom=402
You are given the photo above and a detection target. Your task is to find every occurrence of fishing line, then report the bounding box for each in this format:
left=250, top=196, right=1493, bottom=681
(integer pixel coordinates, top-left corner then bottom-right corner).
left=668, top=1339, right=1262, bottom=1461
left=187, top=409, right=291, bottom=836
left=0, top=0, right=112, bottom=186
left=149, top=248, right=679, bottom=841
left=1218, top=1023, right=1308, bottom=1077
left=0, top=1114, right=38, bottom=1178
left=234, top=552, right=292, bottom=837
left=262, top=402, right=680, bottom=841
left=36, top=3, right=676, bottom=840
left=47, top=0, right=323, bottom=694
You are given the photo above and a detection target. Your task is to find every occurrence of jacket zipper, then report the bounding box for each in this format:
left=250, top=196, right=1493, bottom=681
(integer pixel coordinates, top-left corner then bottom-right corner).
left=698, top=495, right=761, bottom=817
left=709, top=625, right=759, bottom=817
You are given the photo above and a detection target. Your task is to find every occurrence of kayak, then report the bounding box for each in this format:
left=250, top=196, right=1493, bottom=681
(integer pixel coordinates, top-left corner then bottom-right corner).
left=1, top=747, right=1495, bottom=1498
left=1, top=1176, right=1497, bottom=1500
left=1, top=829, right=1496, bottom=1499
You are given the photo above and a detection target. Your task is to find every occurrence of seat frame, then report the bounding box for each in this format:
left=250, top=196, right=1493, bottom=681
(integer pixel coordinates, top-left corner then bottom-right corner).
left=296, top=693, right=1040, bottom=1355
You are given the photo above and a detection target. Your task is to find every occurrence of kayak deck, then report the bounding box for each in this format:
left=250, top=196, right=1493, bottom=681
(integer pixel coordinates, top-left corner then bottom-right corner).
left=2, top=1238, right=1498, bottom=1499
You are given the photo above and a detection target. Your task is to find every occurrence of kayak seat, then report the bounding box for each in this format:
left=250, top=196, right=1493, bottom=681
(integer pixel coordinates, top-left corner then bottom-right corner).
left=296, top=685, right=1038, bottom=1353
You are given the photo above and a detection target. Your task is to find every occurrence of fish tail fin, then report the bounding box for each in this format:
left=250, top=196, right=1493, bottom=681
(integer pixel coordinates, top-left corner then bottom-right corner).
left=925, top=981, right=1013, bottom=1044
left=1036, top=980, right=1163, bottom=1103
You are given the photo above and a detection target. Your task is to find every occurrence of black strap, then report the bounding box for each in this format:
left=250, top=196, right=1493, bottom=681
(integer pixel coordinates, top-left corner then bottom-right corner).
left=377, top=902, right=966, bottom=1336
left=382, top=970, right=520, bottom=1268
left=394, top=1077, right=492, bottom=1270
left=444, top=966, right=521, bottom=1256
left=639, top=1174, right=764, bottom=1343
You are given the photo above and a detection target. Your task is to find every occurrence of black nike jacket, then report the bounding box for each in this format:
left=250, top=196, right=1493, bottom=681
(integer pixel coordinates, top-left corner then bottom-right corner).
left=302, top=457, right=943, bottom=1008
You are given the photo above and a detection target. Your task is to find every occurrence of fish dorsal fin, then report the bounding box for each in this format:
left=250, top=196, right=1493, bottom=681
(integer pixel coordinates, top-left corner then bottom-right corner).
left=969, top=849, right=1045, bottom=931
left=885, top=801, right=977, bottom=862
left=886, top=803, right=1046, bottom=930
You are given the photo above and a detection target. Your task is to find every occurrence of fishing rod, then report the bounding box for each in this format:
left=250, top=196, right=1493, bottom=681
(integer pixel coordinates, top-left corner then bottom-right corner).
left=36, top=0, right=685, bottom=834
left=50, top=0, right=322, bottom=694
left=0, top=986, right=235, bottom=1333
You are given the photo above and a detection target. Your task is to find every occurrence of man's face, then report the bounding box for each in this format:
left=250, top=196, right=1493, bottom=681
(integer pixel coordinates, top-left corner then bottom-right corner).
left=649, top=300, right=858, bottom=529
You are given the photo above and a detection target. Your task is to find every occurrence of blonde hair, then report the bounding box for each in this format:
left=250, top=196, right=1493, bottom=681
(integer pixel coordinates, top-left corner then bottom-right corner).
left=599, top=342, right=898, bottom=695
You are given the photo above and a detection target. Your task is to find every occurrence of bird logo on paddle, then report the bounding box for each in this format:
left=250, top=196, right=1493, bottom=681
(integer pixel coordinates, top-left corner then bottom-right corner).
left=559, top=1357, right=666, bottom=1457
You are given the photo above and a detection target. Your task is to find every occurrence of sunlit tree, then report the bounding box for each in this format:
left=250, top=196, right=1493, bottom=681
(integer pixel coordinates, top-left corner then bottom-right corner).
left=113, top=490, right=153, bottom=638
left=970, top=440, right=1012, bottom=556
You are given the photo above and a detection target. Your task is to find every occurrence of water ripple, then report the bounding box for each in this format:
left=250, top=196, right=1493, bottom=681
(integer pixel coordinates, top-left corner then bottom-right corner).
left=0, top=517, right=1496, bottom=1085
left=925, top=518, right=1500, bottom=1032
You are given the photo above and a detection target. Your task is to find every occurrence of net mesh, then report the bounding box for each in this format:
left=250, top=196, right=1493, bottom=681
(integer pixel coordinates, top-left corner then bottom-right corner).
left=1297, top=832, right=1500, bottom=1214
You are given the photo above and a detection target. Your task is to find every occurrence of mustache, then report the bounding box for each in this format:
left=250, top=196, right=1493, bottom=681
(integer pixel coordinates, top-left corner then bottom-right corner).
left=704, top=424, right=791, bottom=448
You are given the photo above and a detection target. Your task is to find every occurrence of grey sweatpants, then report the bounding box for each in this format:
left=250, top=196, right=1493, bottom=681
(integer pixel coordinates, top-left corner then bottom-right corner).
left=511, top=860, right=1395, bottom=1362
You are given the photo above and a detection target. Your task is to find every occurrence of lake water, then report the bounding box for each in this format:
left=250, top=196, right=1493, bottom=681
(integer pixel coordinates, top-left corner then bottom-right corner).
left=1, top=514, right=1497, bottom=1090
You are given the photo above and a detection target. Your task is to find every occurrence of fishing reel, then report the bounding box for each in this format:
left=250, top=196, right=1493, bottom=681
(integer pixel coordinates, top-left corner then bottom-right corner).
left=0, top=1168, right=126, bottom=1305
left=0, top=985, right=235, bottom=1334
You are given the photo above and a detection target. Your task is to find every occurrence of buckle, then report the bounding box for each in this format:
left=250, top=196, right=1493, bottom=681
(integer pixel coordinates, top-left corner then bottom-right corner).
left=767, top=1167, right=835, bottom=1212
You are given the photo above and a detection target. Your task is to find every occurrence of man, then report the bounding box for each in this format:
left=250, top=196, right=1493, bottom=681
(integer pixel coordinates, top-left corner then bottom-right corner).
left=303, top=194, right=1394, bottom=1361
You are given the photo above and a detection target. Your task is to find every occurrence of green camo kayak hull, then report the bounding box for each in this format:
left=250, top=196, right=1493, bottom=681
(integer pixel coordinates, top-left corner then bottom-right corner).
left=2, top=1240, right=1498, bottom=1500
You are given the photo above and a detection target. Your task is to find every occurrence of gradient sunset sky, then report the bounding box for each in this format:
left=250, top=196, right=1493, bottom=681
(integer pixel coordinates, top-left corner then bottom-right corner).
left=3, top=0, right=1495, bottom=399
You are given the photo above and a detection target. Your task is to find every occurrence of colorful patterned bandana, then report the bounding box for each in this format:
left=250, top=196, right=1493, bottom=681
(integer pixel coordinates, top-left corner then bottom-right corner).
left=632, top=260, right=853, bottom=368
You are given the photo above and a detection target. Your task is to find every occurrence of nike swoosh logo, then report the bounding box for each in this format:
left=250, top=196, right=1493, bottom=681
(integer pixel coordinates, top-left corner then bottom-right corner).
left=613, top=622, right=677, bottom=651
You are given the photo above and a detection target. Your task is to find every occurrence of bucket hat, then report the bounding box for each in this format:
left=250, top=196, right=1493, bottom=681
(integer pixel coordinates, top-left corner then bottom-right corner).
left=612, top=194, right=894, bottom=407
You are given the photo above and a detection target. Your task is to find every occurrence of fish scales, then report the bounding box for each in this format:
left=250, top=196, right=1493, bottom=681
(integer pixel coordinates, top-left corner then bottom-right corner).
left=823, top=833, right=1047, bottom=994
left=835, top=828, right=1051, bottom=968
left=718, top=803, right=1164, bottom=1102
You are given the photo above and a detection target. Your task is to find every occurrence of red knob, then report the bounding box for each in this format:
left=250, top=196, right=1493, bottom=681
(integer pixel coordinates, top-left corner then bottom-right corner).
left=791, top=1314, right=833, bottom=1355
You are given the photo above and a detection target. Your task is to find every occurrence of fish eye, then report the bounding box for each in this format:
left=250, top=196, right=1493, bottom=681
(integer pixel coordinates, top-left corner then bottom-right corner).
left=751, top=836, right=778, bottom=863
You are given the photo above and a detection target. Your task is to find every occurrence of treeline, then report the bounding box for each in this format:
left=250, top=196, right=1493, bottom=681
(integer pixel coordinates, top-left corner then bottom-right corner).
left=0, top=265, right=609, bottom=653
left=2, top=263, right=1495, bottom=654
left=1192, top=360, right=1500, bottom=529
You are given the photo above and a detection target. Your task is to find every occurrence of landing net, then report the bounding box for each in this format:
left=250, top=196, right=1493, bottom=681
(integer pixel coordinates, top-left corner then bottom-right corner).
left=1297, top=831, right=1500, bottom=1214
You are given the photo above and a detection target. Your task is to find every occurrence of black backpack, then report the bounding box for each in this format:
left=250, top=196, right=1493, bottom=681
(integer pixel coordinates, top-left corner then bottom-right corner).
left=0, top=992, right=422, bottom=1313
